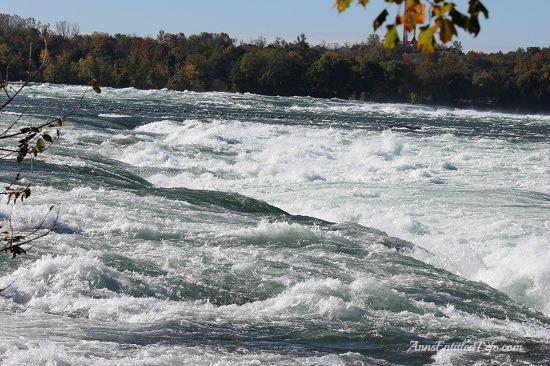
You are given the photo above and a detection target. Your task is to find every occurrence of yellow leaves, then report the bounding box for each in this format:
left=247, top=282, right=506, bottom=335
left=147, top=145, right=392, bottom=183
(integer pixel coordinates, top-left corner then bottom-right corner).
left=90, top=79, right=101, bottom=94
left=417, top=26, right=435, bottom=53
left=334, top=0, right=369, bottom=13
left=36, top=138, right=46, bottom=152
left=39, top=49, right=50, bottom=65
left=400, top=3, right=426, bottom=32
left=335, top=0, right=353, bottom=13
left=427, top=2, right=458, bottom=46
left=384, top=25, right=399, bottom=50
left=288, top=50, right=302, bottom=61
left=184, top=64, right=198, bottom=80
left=432, top=3, right=454, bottom=18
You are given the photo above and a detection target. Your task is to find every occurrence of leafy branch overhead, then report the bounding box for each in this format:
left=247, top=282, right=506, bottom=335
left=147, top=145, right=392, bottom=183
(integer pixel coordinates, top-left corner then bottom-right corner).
left=335, top=0, right=489, bottom=52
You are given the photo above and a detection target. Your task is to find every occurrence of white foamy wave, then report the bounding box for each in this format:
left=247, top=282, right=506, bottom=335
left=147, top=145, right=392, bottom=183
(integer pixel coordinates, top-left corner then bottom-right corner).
left=98, top=113, right=132, bottom=118
left=473, top=235, right=550, bottom=315
left=23, top=102, right=550, bottom=319
left=2, top=84, right=548, bottom=364
left=0, top=338, right=356, bottom=366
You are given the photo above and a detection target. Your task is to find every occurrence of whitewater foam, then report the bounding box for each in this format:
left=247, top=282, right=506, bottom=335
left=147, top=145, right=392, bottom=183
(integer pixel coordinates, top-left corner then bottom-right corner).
left=2, top=84, right=548, bottom=365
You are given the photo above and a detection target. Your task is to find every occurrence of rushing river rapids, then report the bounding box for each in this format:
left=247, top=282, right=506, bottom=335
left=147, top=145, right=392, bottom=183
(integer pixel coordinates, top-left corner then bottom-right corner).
left=0, top=84, right=548, bottom=365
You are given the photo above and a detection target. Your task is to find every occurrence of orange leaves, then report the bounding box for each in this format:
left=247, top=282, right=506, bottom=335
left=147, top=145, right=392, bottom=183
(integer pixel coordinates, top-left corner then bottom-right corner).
left=399, top=2, right=426, bottom=32
left=335, top=0, right=488, bottom=53
left=430, top=3, right=458, bottom=44
left=436, top=17, right=457, bottom=44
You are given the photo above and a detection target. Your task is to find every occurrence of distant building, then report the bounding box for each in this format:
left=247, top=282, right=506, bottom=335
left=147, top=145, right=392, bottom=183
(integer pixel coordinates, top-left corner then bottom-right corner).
left=399, top=27, right=417, bottom=49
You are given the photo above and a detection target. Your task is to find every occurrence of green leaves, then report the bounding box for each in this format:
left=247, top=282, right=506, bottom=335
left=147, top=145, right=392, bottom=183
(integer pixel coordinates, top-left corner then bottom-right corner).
left=449, top=8, right=469, bottom=29
left=373, top=9, right=389, bottom=31
left=42, top=133, right=53, bottom=143
left=468, top=0, right=489, bottom=19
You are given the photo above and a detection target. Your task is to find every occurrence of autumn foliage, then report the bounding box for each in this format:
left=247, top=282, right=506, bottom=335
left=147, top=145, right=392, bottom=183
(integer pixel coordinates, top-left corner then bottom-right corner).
left=335, top=0, right=489, bottom=53
left=0, top=13, right=548, bottom=112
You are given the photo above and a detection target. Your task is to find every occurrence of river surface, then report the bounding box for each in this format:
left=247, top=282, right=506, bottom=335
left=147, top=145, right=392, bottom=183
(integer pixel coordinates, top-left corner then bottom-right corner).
left=0, top=84, right=549, bottom=365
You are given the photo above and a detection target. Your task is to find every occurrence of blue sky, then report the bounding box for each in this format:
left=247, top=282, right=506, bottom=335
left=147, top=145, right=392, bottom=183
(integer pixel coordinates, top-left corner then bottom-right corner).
left=2, top=0, right=548, bottom=52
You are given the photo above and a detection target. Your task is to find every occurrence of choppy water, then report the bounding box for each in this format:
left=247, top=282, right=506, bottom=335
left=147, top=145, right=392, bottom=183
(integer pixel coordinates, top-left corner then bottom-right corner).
left=0, top=84, right=549, bottom=365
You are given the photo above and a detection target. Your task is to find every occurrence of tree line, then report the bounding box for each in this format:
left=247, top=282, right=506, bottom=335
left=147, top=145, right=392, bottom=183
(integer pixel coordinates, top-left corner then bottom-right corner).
left=0, top=13, right=548, bottom=112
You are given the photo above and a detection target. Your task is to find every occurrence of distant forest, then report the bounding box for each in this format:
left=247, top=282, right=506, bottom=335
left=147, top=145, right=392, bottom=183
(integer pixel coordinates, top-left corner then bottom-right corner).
left=1, top=13, right=549, bottom=112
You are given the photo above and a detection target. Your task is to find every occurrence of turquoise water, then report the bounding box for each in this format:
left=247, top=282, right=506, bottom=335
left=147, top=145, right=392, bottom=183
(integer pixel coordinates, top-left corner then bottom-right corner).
left=0, top=84, right=548, bottom=365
